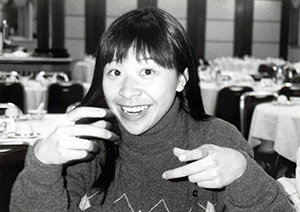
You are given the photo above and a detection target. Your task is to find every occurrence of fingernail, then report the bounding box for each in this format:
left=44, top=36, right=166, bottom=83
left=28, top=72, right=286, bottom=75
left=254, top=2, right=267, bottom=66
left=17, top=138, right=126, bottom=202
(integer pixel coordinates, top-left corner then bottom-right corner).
left=106, top=131, right=112, bottom=139
left=98, top=109, right=107, bottom=116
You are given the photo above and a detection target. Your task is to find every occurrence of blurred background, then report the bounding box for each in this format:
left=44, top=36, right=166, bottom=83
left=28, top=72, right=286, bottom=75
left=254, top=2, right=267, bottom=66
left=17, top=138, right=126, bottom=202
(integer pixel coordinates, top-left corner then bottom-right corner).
left=0, top=0, right=299, bottom=62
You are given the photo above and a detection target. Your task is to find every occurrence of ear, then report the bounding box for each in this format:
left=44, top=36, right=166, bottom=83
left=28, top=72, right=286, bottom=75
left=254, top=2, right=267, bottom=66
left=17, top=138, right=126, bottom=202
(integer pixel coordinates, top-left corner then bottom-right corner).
left=176, top=68, right=189, bottom=92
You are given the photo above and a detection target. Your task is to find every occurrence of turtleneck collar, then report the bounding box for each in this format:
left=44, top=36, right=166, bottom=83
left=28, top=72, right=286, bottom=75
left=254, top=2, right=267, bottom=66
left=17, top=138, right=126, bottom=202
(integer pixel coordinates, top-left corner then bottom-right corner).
left=117, top=97, right=184, bottom=155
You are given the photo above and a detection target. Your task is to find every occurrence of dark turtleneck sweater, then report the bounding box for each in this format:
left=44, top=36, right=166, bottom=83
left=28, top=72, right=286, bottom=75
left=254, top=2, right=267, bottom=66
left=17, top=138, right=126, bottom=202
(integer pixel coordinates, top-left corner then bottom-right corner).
left=10, top=98, right=293, bottom=211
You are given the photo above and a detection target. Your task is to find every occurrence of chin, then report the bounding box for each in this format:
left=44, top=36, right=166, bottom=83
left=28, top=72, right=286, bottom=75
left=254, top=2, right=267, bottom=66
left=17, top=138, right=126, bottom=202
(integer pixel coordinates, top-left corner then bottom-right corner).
left=122, top=124, right=148, bottom=135
left=126, top=128, right=146, bottom=135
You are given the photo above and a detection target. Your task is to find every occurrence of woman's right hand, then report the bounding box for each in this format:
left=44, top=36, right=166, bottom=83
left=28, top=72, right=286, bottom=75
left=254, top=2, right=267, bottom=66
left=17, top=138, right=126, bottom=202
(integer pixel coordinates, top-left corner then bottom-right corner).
left=34, top=107, right=119, bottom=165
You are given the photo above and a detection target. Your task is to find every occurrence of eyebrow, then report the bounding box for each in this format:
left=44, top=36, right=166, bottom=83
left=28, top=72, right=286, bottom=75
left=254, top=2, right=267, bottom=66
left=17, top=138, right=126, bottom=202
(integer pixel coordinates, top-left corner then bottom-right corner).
left=111, top=57, right=153, bottom=62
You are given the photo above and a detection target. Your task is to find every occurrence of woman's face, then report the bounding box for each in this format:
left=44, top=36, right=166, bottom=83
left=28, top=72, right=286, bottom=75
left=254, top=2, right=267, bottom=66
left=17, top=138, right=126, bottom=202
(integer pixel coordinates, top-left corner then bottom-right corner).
left=103, top=47, right=186, bottom=135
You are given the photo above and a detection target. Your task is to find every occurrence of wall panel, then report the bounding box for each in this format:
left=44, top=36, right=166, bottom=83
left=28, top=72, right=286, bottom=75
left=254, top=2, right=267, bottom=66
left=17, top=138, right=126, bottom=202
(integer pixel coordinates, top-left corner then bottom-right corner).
left=252, top=0, right=282, bottom=58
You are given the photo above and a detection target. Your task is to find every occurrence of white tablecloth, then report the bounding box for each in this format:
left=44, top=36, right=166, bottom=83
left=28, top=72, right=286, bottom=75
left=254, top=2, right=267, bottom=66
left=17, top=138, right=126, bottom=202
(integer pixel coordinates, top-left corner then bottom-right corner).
left=0, top=114, right=63, bottom=146
left=248, top=102, right=300, bottom=162
left=24, top=82, right=47, bottom=111
left=71, top=60, right=95, bottom=84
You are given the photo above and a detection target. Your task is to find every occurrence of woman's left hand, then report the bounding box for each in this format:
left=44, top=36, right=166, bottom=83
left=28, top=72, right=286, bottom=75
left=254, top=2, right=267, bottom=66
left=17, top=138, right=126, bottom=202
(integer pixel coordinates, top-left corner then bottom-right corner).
left=162, top=144, right=247, bottom=189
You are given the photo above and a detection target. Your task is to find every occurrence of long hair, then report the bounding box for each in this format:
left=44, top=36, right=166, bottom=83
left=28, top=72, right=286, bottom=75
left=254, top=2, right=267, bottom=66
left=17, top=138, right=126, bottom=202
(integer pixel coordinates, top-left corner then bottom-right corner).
left=80, top=7, right=209, bottom=203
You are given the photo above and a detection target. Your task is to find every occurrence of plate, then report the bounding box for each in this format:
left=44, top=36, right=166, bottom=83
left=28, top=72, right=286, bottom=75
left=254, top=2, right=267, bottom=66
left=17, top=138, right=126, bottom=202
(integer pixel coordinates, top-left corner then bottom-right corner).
left=6, top=132, right=40, bottom=139
left=272, top=101, right=295, bottom=106
left=4, top=114, right=31, bottom=121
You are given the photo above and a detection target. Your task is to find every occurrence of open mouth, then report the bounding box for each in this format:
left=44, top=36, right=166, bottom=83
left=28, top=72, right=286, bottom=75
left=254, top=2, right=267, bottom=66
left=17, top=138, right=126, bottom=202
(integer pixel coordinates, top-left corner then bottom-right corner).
left=121, top=105, right=150, bottom=115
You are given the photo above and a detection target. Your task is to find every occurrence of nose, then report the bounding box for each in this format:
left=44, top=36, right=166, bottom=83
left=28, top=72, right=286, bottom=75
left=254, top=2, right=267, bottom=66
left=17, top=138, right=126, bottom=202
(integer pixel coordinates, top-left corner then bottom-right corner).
left=119, top=76, right=142, bottom=99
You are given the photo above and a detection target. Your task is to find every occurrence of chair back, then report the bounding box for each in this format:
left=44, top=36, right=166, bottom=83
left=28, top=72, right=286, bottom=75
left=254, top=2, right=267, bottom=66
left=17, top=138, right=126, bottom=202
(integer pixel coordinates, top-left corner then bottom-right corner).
left=0, top=145, right=28, bottom=212
left=240, top=91, right=278, bottom=139
left=282, top=67, right=297, bottom=82
left=291, top=74, right=300, bottom=83
left=215, top=85, right=253, bottom=130
left=47, top=82, right=84, bottom=113
left=278, top=83, right=300, bottom=100
left=0, top=82, right=25, bottom=113
left=258, top=64, right=276, bottom=78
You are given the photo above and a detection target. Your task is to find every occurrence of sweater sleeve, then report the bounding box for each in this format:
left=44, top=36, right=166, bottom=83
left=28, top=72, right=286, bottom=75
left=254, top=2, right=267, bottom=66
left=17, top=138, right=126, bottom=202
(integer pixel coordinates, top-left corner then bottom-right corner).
left=9, top=146, right=90, bottom=212
left=197, top=119, right=293, bottom=211
left=224, top=152, right=294, bottom=211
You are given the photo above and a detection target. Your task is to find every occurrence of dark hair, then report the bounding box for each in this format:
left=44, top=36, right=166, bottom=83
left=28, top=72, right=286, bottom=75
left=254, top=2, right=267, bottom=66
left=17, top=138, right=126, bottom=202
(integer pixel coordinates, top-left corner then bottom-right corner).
left=80, top=7, right=209, bottom=203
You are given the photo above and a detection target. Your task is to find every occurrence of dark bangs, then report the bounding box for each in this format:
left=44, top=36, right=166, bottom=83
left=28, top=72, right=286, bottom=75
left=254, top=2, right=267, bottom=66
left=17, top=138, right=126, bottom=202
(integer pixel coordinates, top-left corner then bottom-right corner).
left=98, top=8, right=179, bottom=70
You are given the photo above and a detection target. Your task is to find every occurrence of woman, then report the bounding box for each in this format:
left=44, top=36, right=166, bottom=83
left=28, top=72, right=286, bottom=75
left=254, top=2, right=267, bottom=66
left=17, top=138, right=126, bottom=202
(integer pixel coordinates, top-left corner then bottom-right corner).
left=10, top=8, right=292, bottom=211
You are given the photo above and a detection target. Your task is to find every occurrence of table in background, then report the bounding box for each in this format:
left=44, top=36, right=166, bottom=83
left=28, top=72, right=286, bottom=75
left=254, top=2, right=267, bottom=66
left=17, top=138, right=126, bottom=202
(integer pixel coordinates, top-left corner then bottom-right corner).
left=0, top=114, right=63, bottom=146
left=248, top=102, right=300, bottom=162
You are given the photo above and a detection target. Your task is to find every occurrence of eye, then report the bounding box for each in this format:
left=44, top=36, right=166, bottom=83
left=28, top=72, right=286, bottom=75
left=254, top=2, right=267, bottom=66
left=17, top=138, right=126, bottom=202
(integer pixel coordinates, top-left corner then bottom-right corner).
left=108, top=69, right=121, bottom=77
left=141, top=69, right=155, bottom=76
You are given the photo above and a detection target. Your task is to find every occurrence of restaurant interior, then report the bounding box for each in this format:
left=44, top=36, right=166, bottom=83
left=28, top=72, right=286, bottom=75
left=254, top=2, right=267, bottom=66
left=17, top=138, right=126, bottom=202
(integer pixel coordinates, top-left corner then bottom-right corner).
left=0, top=0, right=300, bottom=211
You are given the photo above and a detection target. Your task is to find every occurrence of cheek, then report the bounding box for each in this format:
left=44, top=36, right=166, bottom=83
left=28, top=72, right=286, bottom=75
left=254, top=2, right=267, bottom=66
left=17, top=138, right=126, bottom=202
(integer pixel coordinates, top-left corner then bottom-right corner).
left=103, top=79, right=115, bottom=95
left=102, top=80, right=115, bottom=106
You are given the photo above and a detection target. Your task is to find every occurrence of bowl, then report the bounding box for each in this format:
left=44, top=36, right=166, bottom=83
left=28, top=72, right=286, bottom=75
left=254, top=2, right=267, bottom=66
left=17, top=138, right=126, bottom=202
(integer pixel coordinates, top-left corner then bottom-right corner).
left=28, top=109, right=47, bottom=120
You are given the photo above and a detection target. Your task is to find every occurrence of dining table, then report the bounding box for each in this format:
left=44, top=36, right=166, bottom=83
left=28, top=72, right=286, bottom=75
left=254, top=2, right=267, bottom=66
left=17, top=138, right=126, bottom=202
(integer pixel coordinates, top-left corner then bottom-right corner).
left=248, top=101, right=300, bottom=162
left=0, top=113, right=63, bottom=149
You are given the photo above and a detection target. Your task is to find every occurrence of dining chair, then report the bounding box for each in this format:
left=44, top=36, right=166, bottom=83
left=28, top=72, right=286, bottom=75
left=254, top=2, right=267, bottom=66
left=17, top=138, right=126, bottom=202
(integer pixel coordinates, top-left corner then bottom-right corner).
left=258, top=63, right=277, bottom=79
left=0, top=82, right=25, bottom=113
left=282, top=67, right=298, bottom=82
left=239, top=91, right=278, bottom=139
left=291, top=74, right=300, bottom=83
left=278, top=83, right=300, bottom=100
left=0, top=145, right=28, bottom=212
left=47, top=82, right=84, bottom=113
left=215, top=85, right=253, bottom=131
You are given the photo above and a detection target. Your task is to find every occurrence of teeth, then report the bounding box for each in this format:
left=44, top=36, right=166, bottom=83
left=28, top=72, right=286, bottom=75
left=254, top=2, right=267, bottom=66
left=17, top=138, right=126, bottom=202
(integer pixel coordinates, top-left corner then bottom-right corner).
left=122, top=105, right=148, bottom=114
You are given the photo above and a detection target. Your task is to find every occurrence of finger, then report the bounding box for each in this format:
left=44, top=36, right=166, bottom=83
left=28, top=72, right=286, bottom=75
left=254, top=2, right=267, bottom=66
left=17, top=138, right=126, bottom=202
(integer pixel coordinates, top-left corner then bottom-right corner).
left=60, top=124, right=119, bottom=141
left=196, top=180, right=222, bottom=189
left=61, top=149, right=92, bottom=162
left=176, top=146, right=211, bottom=162
left=91, top=120, right=113, bottom=130
left=163, top=153, right=218, bottom=180
left=187, top=168, right=220, bottom=184
left=65, top=107, right=115, bottom=123
left=58, top=137, right=100, bottom=153
left=173, top=147, right=189, bottom=158
left=162, top=160, right=205, bottom=179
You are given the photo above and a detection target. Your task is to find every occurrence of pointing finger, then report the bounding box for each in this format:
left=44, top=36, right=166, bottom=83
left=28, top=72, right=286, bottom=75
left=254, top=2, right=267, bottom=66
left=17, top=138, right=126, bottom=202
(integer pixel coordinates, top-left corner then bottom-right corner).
left=162, top=161, right=203, bottom=179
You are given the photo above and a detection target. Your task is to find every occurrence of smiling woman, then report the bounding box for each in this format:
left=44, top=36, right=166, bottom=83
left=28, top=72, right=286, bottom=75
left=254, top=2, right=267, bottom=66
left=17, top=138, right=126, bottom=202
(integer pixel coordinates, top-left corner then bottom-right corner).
left=10, top=7, right=293, bottom=212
